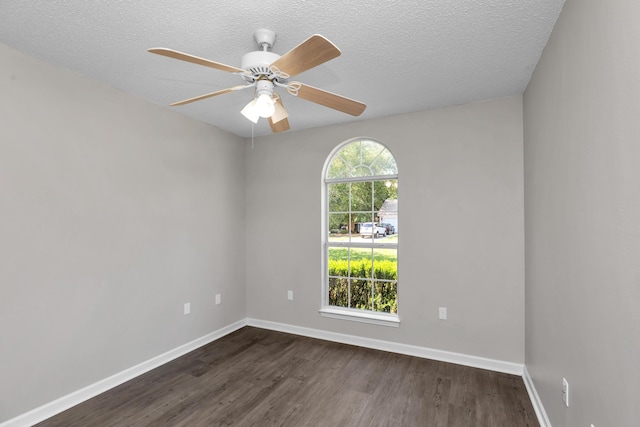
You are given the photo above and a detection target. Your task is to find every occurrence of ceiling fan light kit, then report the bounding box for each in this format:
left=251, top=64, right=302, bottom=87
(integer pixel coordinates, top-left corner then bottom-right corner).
left=254, top=80, right=276, bottom=116
left=148, top=28, right=366, bottom=133
left=240, top=100, right=260, bottom=123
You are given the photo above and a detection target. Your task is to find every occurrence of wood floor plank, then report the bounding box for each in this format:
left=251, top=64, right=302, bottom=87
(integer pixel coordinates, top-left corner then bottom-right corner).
left=35, top=327, right=539, bottom=427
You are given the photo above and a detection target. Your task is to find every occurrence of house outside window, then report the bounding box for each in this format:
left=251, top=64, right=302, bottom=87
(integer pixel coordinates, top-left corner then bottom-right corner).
left=321, top=138, right=399, bottom=327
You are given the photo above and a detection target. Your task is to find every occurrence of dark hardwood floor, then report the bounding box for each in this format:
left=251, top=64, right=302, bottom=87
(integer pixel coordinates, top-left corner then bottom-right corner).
left=36, top=327, right=539, bottom=426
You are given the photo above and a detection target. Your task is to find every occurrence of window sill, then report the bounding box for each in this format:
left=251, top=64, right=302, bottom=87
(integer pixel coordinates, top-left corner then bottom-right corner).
left=319, top=307, right=400, bottom=328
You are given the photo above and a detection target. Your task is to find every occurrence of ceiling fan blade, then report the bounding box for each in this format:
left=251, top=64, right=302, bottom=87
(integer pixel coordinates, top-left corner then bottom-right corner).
left=170, top=85, right=252, bottom=106
left=269, top=116, right=290, bottom=133
left=269, top=98, right=290, bottom=132
left=148, top=48, right=247, bottom=74
left=292, top=82, right=366, bottom=116
left=270, top=35, right=341, bottom=77
left=270, top=97, right=289, bottom=124
left=269, top=119, right=289, bottom=132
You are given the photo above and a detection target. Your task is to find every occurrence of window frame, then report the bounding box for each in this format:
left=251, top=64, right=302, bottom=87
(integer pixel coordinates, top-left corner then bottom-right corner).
left=320, top=138, right=399, bottom=327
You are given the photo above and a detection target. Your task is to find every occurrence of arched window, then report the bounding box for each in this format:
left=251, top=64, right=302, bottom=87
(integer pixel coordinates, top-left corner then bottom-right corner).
left=321, top=138, right=399, bottom=326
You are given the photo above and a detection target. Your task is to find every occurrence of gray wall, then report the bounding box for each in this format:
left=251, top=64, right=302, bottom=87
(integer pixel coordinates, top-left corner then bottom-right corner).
left=523, top=0, right=640, bottom=426
left=0, top=43, right=246, bottom=422
left=246, top=97, right=525, bottom=363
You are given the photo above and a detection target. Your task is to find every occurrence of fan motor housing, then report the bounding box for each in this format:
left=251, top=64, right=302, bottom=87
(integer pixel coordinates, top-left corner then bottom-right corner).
left=241, top=51, right=281, bottom=76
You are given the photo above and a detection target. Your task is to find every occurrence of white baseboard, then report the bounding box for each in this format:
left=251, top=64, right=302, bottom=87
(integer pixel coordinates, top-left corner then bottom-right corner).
left=0, top=319, right=247, bottom=427
left=246, top=318, right=524, bottom=376
left=523, top=365, right=552, bottom=427
left=4, top=318, right=539, bottom=426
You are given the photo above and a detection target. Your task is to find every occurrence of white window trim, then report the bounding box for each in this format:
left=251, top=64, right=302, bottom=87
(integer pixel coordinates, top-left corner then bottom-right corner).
left=319, top=307, right=400, bottom=327
left=321, top=138, right=399, bottom=326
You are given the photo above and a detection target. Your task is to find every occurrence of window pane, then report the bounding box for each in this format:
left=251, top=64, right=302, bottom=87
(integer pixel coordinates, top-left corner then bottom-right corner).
left=360, top=140, right=386, bottom=166
left=374, top=281, right=397, bottom=313
left=328, top=277, right=349, bottom=308
left=373, top=248, right=397, bottom=280
left=370, top=148, right=398, bottom=175
left=351, top=181, right=373, bottom=212
left=350, top=279, right=372, bottom=310
left=328, top=183, right=349, bottom=212
left=373, top=181, right=394, bottom=211
left=347, top=214, right=359, bottom=242
left=352, top=212, right=373, bottom=240
left=339, top=142, right=360, bottom=174
left=349, top=248, right=373, bottom=279
left=325, top=140, right=397, bottom=180
left=377, top=181, right=397, bottom=238
left=380, top=179, right=398, bottom=201
left=328, top=247, right=349, bottom=308
left=328, top=213, right=347, bottom=232
left=328, top=213, right=350, bottom=243
left=328, top=247, right=349, bottom=275
left=327, top=157, right=348, bottom=179
left=373, top=248, right=397, bottom=313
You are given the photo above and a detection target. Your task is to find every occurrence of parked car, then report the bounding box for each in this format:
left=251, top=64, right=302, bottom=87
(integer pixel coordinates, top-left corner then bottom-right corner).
left=380, top=223, right=395, bottom=235
left=360, top=222, right=387, bottom=238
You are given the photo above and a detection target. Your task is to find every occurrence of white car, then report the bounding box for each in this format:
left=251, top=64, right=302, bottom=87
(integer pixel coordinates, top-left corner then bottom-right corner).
left=360, top=222, right=387, bottom=238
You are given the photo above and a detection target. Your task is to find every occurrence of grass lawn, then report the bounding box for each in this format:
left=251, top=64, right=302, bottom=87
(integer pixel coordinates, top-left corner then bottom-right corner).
left=328, top=247, right=397, bottom=263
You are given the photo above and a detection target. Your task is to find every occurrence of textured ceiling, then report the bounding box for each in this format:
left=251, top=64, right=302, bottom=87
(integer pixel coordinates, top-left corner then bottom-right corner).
left=0, top=0, right=565, bottom=138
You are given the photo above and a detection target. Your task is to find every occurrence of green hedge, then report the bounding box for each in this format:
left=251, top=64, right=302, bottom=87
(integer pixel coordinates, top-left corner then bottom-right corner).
left=328, top=259, right=397, bottom=313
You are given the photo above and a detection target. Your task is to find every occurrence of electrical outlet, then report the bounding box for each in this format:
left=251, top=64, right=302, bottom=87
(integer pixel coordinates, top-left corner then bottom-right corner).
left=184, top=302, right=191, bottom=315
left=562, top=378, right=569, bottom=407
left=438, top=307, right=447, bottom=320
left=287, top=290, right=293, bottom=301
left=215, top=294, right=221, bottom=305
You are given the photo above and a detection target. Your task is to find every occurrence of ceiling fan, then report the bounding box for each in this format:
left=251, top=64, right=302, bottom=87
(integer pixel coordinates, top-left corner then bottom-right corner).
left=148, top=29, right=366, bottom=133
